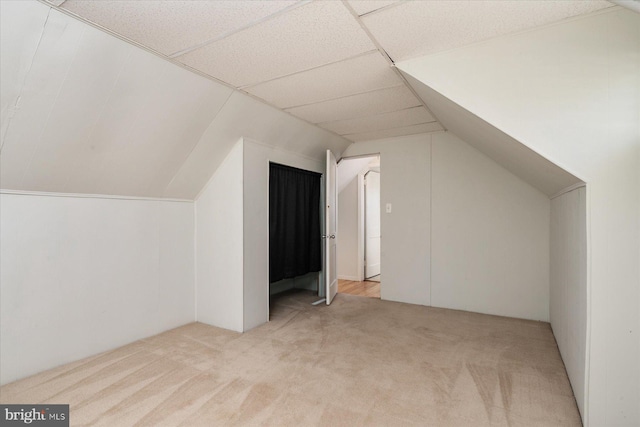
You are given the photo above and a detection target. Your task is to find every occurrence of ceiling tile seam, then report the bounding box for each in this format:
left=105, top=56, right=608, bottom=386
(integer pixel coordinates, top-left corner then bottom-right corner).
left=60, top=48, right=135, bottom=194
left=230, top=48, right=384, bottom=89
left=282, top=83, right=409, bottom=111
left=391, top=4, right=621, bottom=64
left=340, top=0, right=447, bottom=132
left=18, top=15, right=86, bottom=189
left=346, top=129, right=439, bottom=141
left=391, top=66, right=448, bottom=131
left=44, top=0, right=247, bottom=93
left=232, top=85, right=354, bottom=142
left=340, top=1, right=398, bottom=68
left=295, top=99, right=424, bottom=124
left=161, top=89, right=235, bottom=198
left=277, top=83, right=410, bottom=110
left=316, top=105, right=433, bottom=127
left=1, top=6, right=51, bottom=153
left=356, top=0, right=406, bottom=18
left=328, top=120, right=438, bottom=136
left=337, top=120, right=439, bottom=137
left=168, top=0, right=313, bottom=59
left=38, top=1, right=351, bottom=150
left=238, top=49, right=380, bottom=90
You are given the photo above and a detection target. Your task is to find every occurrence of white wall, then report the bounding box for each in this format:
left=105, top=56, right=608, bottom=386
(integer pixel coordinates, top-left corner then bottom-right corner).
left=0, top=193, right=195, bottom=385
left=398, top=8, right=640, bottom=425
left=242, top=138, right=324, bottom=331
left=337, top=177, right=360, bottom=281
left=344, top=131, right=551, bottom=322
left=550, top=186, right=588, bottom=417
left=195, top=140, right=244, bottom=332
left=431, top=132, right=550, bottom=321
left=343, top=134, right=431, bottom=306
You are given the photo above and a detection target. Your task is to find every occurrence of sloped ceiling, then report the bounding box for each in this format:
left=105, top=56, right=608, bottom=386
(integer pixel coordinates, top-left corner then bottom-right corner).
left=400, top=72, right=582, bottom=196
left=2, top=0, right=616, bottom=199
left=397, top=5, right=638, bottom=197
left=44, top=0, right=613, bottom=143
left=0, top=1, right=349, bottom=199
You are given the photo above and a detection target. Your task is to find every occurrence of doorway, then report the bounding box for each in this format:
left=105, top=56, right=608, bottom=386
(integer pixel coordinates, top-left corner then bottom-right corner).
left=336, top=154, right=381, bottom=299
left=268, top=162, right=323, bottom=312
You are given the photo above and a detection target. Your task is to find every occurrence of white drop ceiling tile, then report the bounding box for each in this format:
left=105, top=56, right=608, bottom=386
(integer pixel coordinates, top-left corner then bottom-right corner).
left=285, top=85, right=421, bottom=124
left=61, top=0, right=298, bottom=56
left=319, top=106, right=434, bottom=135
left=244, top=51, right=401, bottom=109
left=347, top=0, right=400, bottom=16
left=177, top=1, right=376, bottom=87
left=345, top=122, right=444, bottom=142
left=362, top=0, right=613, bottom=61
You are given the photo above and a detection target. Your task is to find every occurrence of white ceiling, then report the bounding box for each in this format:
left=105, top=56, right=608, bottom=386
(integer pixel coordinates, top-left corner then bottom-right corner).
left=49, top=0, right=615, bottom=143
left=1, top=1, right=349, bottom=199
left=244, top=51, right=401, bottom=109
left=60, top=0, right=300, bottom=56
left=401, top=71, right=582, bottom=196
left=361, top=0, right=613, bottom=61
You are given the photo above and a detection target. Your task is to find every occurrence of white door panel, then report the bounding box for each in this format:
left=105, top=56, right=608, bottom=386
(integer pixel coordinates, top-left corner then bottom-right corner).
left=365, top=171, right=381, bottom=279
left=325, top=150, right=338, bottom=304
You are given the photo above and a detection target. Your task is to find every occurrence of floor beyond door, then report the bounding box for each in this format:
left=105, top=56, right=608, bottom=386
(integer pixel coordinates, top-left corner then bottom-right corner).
left=338, top=279, right=380, bottom=298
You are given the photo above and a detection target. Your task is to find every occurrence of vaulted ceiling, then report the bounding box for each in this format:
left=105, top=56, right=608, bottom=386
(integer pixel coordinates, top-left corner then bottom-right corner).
left=2, top=0, right=619, bottom=200
left=47, top=0, right=613, bottom=143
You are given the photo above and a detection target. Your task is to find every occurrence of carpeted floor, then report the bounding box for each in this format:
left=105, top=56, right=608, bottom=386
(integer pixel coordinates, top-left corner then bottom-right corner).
left=0, top=290, right=581, bottom=426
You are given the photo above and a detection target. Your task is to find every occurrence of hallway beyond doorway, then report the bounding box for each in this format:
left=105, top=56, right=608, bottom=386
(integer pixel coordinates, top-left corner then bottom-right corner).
left=338, top=279, right=380, bottom=298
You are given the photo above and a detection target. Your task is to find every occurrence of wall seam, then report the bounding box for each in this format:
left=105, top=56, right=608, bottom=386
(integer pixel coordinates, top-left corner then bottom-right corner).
left=429, top=134, right=433, bottom=306
left=0, top=189, right=193, bottom=203
left=194, top=199, right=198, bottom=322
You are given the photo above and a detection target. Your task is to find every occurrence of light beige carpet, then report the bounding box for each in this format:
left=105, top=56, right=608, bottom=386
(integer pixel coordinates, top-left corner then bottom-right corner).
left=0, top=290, right=581, bottom=426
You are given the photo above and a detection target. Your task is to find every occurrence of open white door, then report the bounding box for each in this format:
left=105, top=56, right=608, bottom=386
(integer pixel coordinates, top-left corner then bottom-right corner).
left=325, top=149, right=338, bottom=305
left=365, top=171, right=381, bottom=278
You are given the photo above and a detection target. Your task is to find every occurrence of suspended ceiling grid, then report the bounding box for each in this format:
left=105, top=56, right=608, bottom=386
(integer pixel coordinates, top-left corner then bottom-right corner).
left=46, top=0, right=613, bottom=143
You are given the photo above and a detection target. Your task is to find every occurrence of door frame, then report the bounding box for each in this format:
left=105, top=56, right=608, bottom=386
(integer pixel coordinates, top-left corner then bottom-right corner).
left=336, top=154, right=381, bottom=284
left=356, top=172, right=365, bottom=282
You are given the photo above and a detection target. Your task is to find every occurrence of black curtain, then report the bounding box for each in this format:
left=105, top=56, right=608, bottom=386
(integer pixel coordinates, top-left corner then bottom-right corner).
left=269, top=163, right=322, bottom=283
